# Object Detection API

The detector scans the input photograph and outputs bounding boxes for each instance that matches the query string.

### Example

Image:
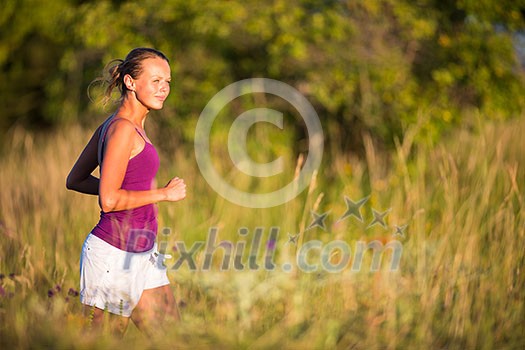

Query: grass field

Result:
[0,115,524,349]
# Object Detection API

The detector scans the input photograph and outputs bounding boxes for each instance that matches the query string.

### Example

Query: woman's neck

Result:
[115,98,149,129]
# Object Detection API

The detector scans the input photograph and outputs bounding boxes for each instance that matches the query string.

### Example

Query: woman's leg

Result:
[130,285,180,335]
[83,305,130,337]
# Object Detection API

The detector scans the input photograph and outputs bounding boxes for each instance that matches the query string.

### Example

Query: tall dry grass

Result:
[0,115,524,349]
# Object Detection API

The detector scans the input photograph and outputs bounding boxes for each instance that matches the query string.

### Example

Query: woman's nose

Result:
[160,82,169,93]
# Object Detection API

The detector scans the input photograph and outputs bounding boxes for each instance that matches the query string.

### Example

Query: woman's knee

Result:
[83,305,129,336]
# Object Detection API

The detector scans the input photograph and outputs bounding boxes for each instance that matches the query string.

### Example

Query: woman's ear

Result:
[123,74,135,92]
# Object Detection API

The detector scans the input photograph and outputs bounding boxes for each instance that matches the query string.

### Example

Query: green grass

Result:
[0,116,524,349]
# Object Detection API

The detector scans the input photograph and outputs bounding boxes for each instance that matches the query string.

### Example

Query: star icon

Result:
[286,233,299,245]
[393,224,408,238]
[307,211,329,231]
[367,208,391,229]
[337,196,369,223]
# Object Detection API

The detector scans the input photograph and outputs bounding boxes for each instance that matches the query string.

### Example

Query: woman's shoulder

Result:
[105,117,136,137]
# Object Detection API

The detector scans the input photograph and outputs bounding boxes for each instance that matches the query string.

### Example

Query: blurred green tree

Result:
[0,0,523,153]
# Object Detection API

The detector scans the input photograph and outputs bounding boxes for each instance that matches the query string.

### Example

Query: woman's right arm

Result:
[66,125,103,195]
[98,119,186,212]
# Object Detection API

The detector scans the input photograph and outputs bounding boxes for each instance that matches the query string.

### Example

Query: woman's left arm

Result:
[66,125,103,195]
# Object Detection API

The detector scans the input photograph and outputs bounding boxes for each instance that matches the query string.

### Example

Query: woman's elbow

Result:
[66,174,77,190]
[99,193,117,212]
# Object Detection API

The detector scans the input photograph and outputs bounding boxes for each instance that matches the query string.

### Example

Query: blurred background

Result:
[1,1,524,348]
[2,0,525,153]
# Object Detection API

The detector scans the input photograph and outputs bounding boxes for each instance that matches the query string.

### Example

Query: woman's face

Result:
[131,57,171,110]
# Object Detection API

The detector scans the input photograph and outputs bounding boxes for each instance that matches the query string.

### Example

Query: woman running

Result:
[66,47,186,335]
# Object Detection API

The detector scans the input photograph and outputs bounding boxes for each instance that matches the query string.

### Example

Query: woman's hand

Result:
[163,177,187,202]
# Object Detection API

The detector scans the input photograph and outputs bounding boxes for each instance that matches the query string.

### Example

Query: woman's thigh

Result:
[83,304,130,336]
[131,285,180,334]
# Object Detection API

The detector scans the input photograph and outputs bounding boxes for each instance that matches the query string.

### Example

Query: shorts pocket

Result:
[82,235,116,277]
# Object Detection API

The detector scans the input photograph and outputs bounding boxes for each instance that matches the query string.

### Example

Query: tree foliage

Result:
[1,0,524,151]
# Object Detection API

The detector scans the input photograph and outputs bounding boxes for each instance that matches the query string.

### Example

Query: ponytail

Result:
[102,59,124,106]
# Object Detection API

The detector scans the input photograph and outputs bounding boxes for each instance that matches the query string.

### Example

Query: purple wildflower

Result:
[68,288,79,297]
[266,239,276,250]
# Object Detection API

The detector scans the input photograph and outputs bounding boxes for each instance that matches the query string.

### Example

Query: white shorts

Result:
[79,233,170,317]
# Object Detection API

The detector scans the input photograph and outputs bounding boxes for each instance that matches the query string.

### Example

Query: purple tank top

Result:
[91,120,160,252]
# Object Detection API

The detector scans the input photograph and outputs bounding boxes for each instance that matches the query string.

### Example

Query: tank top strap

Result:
[98,116,153,165]
[134,128,149,144]
[98,114,117,165]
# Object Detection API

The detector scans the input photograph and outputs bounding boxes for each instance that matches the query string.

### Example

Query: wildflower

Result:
[8,273,15,280]
[68,288,79,297]
[0,285,6,297]
[266,239,276,250]
[48,289,55,298]
[55,285,61,292]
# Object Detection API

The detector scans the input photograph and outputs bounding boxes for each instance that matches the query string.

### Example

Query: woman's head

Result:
[95,48,170,107]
